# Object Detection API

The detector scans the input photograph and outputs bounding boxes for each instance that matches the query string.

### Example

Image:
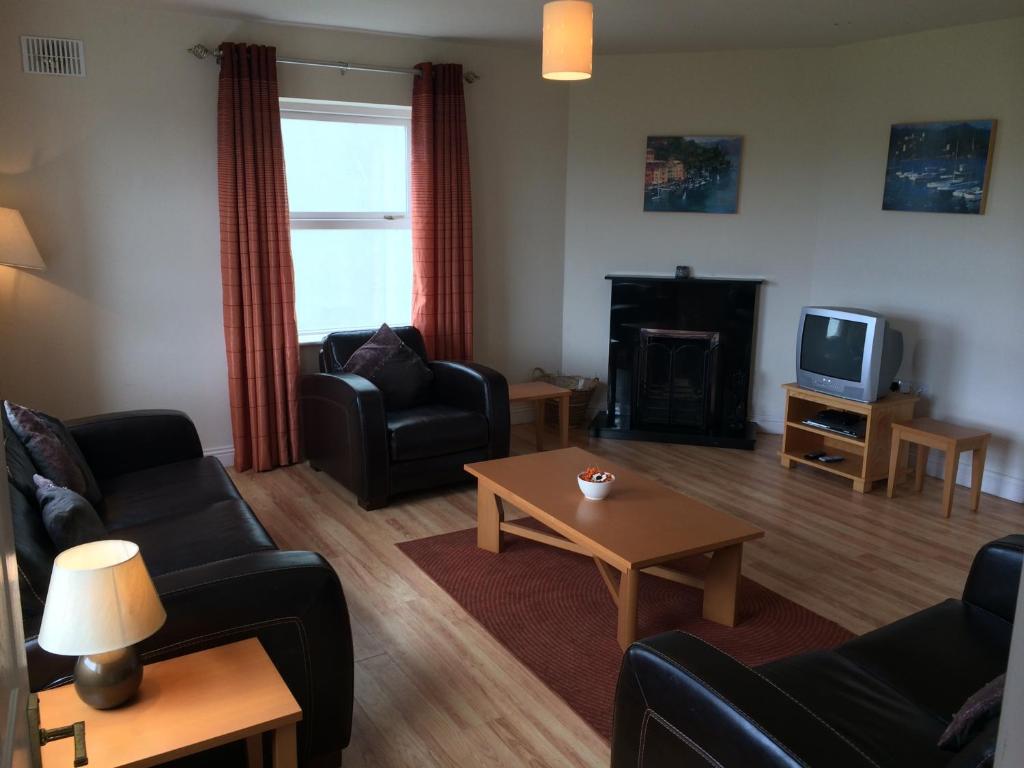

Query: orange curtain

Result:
[411,62,474,361]
[217,42,301,471]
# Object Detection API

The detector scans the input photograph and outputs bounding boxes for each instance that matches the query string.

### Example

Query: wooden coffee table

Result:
[465,447,765,648]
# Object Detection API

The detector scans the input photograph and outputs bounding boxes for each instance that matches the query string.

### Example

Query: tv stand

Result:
[780,383,918,492]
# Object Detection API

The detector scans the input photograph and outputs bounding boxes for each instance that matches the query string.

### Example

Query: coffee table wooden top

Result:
[508,381,571,402]
[465,447,764,571]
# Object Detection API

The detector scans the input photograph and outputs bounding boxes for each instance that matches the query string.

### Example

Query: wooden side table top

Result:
[508,381,571,402]
[892,417,991,445]
[38,638,301,768]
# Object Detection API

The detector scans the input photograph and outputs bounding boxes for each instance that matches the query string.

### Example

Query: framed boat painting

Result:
[643,135,742,213]
[882,119,996,214]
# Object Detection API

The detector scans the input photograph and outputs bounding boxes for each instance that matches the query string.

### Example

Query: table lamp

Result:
[38,540,166,709]
[0,207,46,269]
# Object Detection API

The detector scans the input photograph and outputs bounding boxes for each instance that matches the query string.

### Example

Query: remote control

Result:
[817,455,845,463]
[804,451,825,460]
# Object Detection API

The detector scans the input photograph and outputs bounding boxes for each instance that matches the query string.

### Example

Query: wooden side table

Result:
[886,417,991,518]
[508,381,572,451]
[38,638,301,768]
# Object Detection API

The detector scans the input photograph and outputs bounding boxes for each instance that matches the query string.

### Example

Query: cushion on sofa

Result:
[33,475,106,551]
[834,599,1012,724]
[758,650,951,768]
[98,456,245,530]
[386,405,488,462]
[4,401,102,505]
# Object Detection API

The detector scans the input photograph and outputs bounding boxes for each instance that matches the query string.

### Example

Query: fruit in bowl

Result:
[578,466,616,500]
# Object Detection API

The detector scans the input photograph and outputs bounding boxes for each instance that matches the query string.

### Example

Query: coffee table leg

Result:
[271,723,297,768]
[616,568,640,649]
[703,544,742,626]
[559,394,570,448]
[535,401,545,452]
[477,484,505,553]
[246,734,263,768]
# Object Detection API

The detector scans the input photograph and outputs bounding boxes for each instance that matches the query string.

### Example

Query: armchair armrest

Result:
[612,632,874,768]
[963,534,1024,623]
[26,551,353,767]
[299,372,389,508]
[429,361,510,459]
[67,410,203,483]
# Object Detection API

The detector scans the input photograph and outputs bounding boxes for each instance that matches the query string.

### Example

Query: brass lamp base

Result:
[74,646,143,709]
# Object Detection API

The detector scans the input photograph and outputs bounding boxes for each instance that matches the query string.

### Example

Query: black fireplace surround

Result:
[591,274,761,449]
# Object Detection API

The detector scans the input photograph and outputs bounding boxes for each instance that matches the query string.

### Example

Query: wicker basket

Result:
[531,368,600,429]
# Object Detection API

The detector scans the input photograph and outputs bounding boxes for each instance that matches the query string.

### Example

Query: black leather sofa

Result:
[5,409,353,768]
[299,326,510,509]
[612,535,1022,768]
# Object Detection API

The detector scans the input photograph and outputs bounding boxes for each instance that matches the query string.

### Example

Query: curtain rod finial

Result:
[463,71,480,84]
[187,43,220,61]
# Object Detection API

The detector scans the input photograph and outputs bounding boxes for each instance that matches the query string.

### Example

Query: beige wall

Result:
[561,19,1024,500]
[0,0,568,459]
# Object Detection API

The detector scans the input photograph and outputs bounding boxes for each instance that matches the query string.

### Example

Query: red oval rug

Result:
[398,519,853,740]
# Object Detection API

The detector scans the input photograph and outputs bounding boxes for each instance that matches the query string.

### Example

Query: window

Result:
[280,99,412,342]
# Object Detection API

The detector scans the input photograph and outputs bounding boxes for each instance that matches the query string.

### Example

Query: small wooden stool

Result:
[508,381,572,451]
[886,417,991,518]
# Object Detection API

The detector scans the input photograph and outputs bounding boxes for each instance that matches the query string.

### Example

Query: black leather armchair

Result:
[300,326,510,509]
[612,535,1023,768]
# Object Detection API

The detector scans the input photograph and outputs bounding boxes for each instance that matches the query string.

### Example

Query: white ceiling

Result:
[115,0,1024,53]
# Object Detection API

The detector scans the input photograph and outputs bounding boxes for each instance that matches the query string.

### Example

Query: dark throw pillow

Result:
[4,401,102,505]
[342,324,433,410]
[939,674,1005,752]
[33,475,106,551]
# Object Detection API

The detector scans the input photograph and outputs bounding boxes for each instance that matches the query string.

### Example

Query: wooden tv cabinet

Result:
[780,384,918,493]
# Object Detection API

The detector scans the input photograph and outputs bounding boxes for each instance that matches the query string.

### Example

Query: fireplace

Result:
[592,274,761,449]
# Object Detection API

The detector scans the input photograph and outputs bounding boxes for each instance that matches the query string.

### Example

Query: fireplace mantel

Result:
[593,274,761,449]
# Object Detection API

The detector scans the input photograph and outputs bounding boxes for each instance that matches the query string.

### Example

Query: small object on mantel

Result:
[675,265,692,279]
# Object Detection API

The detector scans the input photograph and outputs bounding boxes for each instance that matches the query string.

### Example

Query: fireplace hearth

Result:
[592,274,761,449]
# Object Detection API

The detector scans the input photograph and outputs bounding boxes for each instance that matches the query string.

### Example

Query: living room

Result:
[1,0,1022,766]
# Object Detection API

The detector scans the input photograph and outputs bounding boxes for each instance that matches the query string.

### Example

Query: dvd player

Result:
[801,409,867,439]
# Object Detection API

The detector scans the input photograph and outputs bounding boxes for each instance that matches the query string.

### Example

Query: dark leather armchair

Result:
[300,326,510,509]
[612,535,1022,768]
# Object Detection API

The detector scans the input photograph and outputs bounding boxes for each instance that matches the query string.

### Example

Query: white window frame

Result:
[279,98,412,231]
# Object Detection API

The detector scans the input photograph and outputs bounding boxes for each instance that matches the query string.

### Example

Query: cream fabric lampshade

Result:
[38,540,166,656]
[542,1,593,81]
[0,207,45,270]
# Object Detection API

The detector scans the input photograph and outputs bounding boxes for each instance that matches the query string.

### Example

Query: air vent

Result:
[21,36,85,77]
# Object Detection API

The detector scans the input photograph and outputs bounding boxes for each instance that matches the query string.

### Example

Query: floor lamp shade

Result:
[0,207,45,270]
[542,1,593,81]
[38,540,166,656]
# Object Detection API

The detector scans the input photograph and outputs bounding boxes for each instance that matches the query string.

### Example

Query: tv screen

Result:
[800,315,867,381]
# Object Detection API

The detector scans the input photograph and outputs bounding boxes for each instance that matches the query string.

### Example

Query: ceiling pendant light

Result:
[542,1,593,81]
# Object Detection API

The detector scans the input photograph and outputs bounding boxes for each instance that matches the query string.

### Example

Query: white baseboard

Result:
[204,444,235,468]
[511,402,534,425]
[924,451,1024,504]
[753,417,784,435]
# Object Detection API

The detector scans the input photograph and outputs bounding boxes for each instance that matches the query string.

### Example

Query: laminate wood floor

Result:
[229,426,1023,768]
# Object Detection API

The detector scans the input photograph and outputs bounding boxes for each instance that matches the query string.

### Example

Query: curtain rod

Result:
[186,44,480,83]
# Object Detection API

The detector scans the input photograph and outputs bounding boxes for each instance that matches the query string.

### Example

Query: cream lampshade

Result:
[39,540,166,709]
[0,207,45,270]
[542,0,594,81]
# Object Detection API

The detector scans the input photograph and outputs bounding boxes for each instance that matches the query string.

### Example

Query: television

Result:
[796,307,904,403]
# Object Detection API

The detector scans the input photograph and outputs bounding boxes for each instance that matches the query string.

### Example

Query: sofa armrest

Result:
[612,632,875,768]
[27,550,353,767]
[429,361,510,459]
[67,410,203,482]
[299,372,389,508]
[963,534,1024,623]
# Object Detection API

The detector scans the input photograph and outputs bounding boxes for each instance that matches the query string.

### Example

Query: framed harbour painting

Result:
[643,135,742,213]
[882,119,996,214]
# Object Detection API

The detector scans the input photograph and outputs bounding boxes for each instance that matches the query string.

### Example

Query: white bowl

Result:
[578,472,616,500]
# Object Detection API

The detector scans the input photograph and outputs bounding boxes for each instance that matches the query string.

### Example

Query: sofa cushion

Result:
[835,599,1012,724]
[386,405,488,462]
[758,650,950,768]
[98,456,244,530]
[4,401,102,505]
[33,475,106,551]
[114,499,276,577]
